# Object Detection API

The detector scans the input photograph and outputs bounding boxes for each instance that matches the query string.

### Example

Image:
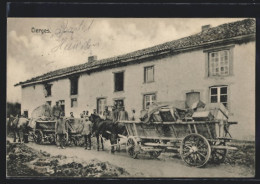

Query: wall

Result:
[21,41,255,140]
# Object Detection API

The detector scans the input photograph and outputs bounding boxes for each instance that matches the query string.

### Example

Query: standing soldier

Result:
[81,116,92,150]
[43,101,52,118]
[55,112,68,149]
[111,102,119,123]
[70,112,74,118]
[118,106,129,121]
[130,109,136,121]
[86,111,89,117]
[52,101,63,120]
[103,106,111,120]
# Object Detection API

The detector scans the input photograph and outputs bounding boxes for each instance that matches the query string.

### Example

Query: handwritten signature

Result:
[51,19,98,52]
[51,37,99,52]
[51,19,94,40]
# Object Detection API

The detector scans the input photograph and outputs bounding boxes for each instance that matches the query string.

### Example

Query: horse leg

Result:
[13,130,16,143]
[17,130,21,143]
[96,135,100,151]
[110,134,116,154]
[101,137,104,151]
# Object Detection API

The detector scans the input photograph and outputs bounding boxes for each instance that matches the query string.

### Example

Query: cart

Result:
[33,120,61,144]
[120,120,237,167]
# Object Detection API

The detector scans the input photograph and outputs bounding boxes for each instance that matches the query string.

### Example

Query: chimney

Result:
[88,55,97,63]
[201,24,211,32]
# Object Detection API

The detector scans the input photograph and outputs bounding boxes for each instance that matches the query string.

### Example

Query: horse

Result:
[89,114,126,153]
[7,116,30,143]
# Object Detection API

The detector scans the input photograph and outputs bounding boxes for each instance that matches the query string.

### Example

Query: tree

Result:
[7,102,21,117]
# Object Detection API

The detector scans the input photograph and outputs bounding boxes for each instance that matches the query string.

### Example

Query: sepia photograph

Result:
[6,17,255,178]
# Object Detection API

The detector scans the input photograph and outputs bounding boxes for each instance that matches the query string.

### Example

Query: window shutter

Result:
[229,48,234,76]
[205,53,209,77]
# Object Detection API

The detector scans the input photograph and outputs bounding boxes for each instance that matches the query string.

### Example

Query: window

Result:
[210,86,228,108]
[71,98,78,108]
[143,93,156,109]
[114,72,124,92]
[144,66,154,83]
[97,98,107,115]
[209,50,230,76]
[186,92,200,108]
[70,77,79,95]
[44,84,52,97]
[46,101,52,106]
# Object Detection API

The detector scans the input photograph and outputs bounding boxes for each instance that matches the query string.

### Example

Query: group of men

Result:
[52,101,93,150]
[103,102,137,122]
[51,100,137,150]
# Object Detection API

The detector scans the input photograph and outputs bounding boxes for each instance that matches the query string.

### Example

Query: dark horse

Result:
[89,114,126,153]
[7,116,30,143]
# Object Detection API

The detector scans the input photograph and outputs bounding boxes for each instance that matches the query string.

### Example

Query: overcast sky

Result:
[7,18,245,103]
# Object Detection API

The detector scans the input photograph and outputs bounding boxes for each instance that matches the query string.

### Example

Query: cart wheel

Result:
[34,130,43,144]
[72,137,79,146]
[211,141,227,164]
[180,133,211,168]
[64,132,69,146]
[149,151,161,158]
[49,134,56,145]
[126,137,139,159]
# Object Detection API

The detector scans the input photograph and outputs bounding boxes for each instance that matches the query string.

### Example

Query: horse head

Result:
[7,116,17,129]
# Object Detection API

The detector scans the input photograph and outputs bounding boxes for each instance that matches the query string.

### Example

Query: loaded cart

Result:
[120,120,237,167]
[33,118,84,145]
[33,120,63,144]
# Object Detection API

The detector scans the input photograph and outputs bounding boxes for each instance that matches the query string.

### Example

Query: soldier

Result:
[55,112,68,149]
[111,103,119,123]
[70,112,74,118]
[93,109,98,115]
[43,101,52,118]
[81,116,92,150]
[103,106,111,120]
[52,101,63,120]
[130,109,136,121]
[118,106,129,121]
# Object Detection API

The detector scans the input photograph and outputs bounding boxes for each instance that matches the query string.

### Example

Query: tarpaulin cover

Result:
[31,104,52,119]
[29,104,52,129]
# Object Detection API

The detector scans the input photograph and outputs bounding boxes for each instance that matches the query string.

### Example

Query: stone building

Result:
[15,19,255,140]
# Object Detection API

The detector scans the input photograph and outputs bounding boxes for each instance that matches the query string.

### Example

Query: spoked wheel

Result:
[149,151,161,159]
[211,141,227,164]
[34,130,43,144]
[126,137,139,159]
[180,134,211,168]
[48,134,56,145]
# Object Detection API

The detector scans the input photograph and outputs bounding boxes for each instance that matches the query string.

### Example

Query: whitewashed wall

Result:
[21,41,255,140]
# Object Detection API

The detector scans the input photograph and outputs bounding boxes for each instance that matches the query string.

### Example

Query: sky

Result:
[7,18,245,103]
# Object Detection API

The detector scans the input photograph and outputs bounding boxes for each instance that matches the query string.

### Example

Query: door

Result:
[97,98,107,116]
[59,100,65,115]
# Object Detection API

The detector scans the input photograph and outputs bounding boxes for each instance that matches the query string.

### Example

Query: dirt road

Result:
[22,140,253,178]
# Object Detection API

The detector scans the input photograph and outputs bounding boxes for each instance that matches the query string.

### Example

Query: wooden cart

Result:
[33,118,85,146]
[120,120,237,167]
[33,120,59,144]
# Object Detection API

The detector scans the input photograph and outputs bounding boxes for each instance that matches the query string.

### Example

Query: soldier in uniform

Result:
[81,116,93,150]
[111,102,119,123]
[52,101,63,120]
[118,106,129,121]
[55,112,68,149]
[103,106,111,120]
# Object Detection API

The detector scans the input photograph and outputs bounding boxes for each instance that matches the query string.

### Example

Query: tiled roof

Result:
[15,18,255,86]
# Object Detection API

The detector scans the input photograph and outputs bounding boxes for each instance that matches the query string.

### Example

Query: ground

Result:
[6,137,255,178]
